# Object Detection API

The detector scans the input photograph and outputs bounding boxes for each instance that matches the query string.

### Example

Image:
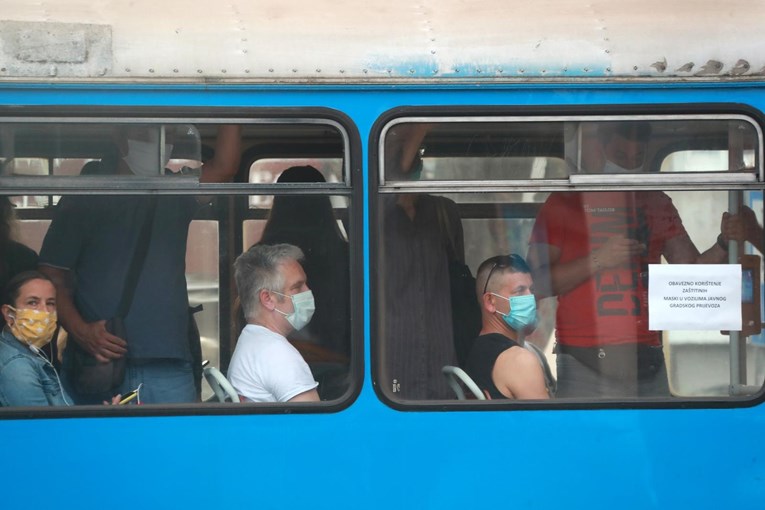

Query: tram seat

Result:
[524,342,557,397]
[203,366,240,403]
[442,365,485,400]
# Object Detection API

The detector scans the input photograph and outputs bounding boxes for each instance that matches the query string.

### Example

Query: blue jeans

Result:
[555,352,670,399]
[62,352,196,404]
[117,359,196,404]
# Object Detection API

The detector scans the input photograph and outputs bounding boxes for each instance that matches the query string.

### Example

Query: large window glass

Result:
[375,115,764,406]
[0,115,357,415]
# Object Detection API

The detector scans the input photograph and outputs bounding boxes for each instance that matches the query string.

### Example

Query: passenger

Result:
[381,123,467,400]
[38,124,241,404]
[465,255,550,400]
[256,165,350,399]
[227,243,320,403]
[0,271,69,405]
[526,121,748,398]
[0,197,38,292]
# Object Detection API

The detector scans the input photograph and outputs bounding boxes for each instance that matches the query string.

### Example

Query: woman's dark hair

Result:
[261,165,345,241]
[255,165,351,361]
[3,270,53,307]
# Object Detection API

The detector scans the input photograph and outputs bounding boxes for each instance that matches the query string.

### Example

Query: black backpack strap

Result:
[115,197,157,318]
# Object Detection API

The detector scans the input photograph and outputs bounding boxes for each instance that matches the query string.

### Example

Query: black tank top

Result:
[465,333,520,399]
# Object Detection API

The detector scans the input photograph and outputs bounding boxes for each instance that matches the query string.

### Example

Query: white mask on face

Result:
[272,290,315,331]
[123,139,174,176]
[603,159,642,174]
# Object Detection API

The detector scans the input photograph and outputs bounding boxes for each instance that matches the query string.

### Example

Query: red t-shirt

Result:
[529,191,687,347]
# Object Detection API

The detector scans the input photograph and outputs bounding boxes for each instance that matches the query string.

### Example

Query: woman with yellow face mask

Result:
[0,271,70,406]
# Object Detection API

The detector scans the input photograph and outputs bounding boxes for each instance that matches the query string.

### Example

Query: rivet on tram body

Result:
[173,68,178,73]
[149,68,155,73]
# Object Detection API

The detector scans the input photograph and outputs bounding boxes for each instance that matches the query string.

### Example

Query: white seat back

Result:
[204,366,240,403]
[442,365,485,400]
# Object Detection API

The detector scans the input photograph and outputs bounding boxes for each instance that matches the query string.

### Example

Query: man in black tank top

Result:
[465,254,550,400]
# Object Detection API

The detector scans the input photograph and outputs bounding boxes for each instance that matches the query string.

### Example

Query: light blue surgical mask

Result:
[491,293,538,332]
[272,289,315,331]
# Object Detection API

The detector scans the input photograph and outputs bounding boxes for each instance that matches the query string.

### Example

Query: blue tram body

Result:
[0,80,761,508]
[1,1,765,508]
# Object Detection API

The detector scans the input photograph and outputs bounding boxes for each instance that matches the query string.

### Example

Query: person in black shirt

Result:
[465,254,549,400]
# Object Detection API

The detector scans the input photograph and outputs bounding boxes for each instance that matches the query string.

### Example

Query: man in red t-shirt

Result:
[526,122,745,398]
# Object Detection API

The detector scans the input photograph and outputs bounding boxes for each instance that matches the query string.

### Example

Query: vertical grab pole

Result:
[729,122,746,393]
[729,192,746,393]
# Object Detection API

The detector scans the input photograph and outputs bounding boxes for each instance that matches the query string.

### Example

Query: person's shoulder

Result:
[495,342,537,370]
[477,332,518,347]
[543,191,577,206]
[6,240,38,267]
[643,191,676,207]
[466,333,515,361]
[237,324,275,345]
[0,342,36,377]
[239,325,294,354]
[428,194,458,211]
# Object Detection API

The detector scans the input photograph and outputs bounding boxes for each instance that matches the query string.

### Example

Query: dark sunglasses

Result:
[482,254,527,295]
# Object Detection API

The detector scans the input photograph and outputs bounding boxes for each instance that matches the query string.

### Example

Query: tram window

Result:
[375,115,764,407]
[662,150,757,172]
[380,118,760,184]
[0,117,357,415]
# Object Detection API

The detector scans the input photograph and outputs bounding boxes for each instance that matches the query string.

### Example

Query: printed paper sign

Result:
[648,264,742,331]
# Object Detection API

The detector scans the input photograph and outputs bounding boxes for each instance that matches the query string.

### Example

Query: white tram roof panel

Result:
[1,0,764,81]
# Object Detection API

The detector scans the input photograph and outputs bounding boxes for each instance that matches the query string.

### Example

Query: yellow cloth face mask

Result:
[7,307,58,349]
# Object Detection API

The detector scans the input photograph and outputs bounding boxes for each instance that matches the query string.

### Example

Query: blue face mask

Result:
[491,293,538,332]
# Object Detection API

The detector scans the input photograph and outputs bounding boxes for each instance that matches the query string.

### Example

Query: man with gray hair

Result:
[227,243,319,402]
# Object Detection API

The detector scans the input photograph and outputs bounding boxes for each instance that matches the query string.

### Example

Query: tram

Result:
[1,1,764,508]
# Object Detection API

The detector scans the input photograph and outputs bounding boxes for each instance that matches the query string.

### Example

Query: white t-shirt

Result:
[227,324,318,402]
